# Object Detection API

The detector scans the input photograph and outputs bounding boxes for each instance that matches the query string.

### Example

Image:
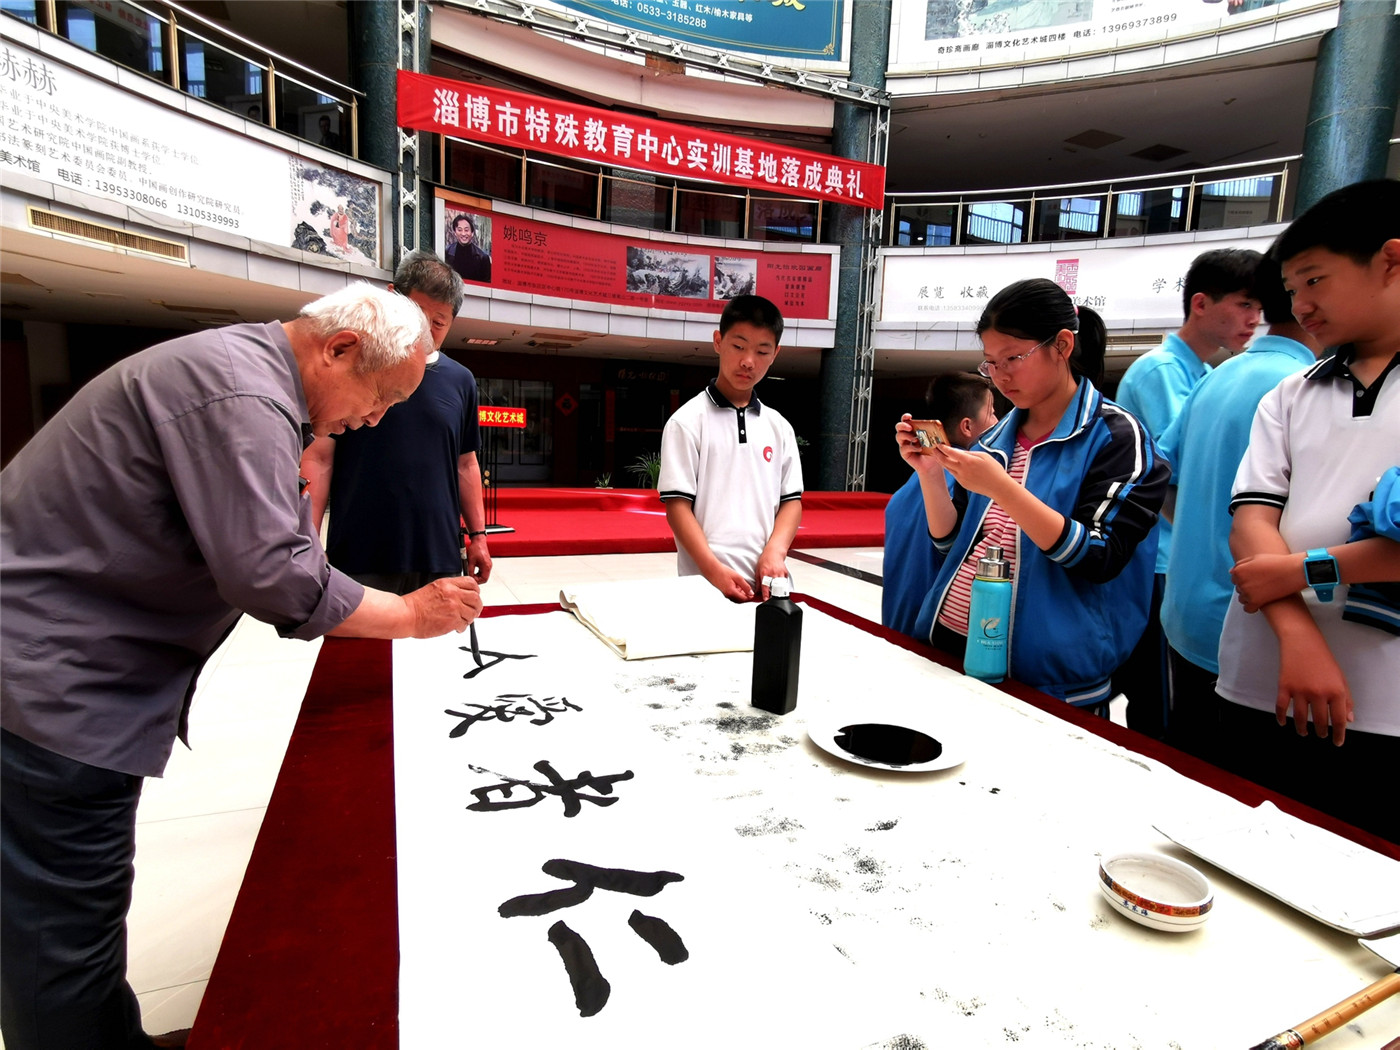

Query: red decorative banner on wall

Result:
[438,191,834,320]
[478,406,527,428]
[400,70,884,210]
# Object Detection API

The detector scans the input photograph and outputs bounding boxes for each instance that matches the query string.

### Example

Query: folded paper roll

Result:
[560,576,757,660]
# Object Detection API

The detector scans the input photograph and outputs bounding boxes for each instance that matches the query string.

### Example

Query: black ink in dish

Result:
[833,723,942,766]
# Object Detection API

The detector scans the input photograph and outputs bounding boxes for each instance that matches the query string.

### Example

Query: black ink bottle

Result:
[751,577,802,715]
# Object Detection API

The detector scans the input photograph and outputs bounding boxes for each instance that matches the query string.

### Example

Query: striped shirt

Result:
[938,435,1033,635]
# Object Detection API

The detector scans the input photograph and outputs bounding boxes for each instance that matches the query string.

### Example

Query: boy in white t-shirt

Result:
[658,295,803,602]
[1216,179,1400,842]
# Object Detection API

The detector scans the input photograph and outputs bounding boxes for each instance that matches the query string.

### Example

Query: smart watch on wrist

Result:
[1302,547,1341,603]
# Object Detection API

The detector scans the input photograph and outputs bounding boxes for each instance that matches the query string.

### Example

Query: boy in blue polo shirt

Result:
[1216,179,1400,841]
[1113,248,1262,739]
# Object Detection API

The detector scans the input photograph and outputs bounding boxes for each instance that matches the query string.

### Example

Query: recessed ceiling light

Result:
[465,338,498,345]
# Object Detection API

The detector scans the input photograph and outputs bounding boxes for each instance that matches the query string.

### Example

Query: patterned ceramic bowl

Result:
[1098,851,1213,933]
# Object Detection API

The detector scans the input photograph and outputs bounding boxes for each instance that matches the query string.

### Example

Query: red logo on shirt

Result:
[763,446,774,462]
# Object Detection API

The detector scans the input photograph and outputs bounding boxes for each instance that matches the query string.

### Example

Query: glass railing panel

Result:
[675,186,745,238]
[1194,174,1278,231]
[892,203,957,246]
[178,30,265,122]
[1033,195,1106,242]
[526,157,598,218]
[964,199,1026,245]
[1109,185,1186,237]
[601,172,670,231]
[2,1,40,25]
[444,139,523,204]
[275,75,349,153]
[750,195,817,242]
[56,0,166,81]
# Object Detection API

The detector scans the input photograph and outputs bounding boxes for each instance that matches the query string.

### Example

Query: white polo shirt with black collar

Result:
[1217,347,1400,736]
[658,380,803,583]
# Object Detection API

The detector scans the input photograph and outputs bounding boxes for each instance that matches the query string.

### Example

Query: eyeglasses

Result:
[978,336,1054,378]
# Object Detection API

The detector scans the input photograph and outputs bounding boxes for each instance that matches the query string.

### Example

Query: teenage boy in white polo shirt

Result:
[659,295,803,602]
[1216,178,1400,842]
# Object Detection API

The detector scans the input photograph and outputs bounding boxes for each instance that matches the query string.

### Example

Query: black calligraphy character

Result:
[445,694,581,737]
[499,859,688,1017]
[459,644,537,679]
[466,761,634,818]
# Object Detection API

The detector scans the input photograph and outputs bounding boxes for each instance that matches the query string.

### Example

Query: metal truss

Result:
[399,0,421,260]
[436,0,891,107]
[844,104,888,491]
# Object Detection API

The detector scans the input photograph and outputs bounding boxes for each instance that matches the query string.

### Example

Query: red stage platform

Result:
[481,488,889,557]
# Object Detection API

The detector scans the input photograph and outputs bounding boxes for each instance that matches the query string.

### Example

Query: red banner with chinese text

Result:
[399,70,883,209]
[439,191,833,320]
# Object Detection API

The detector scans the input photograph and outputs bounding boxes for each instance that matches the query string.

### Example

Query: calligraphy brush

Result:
[460,525,482,667]
[1247,970,1400,1049]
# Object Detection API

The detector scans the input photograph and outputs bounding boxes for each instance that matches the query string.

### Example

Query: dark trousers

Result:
[1216,699,1400,844]
[1,730,154,1050]
[350,570,456,596]
[1165,645,1221,765]
[1112,573,1168,740]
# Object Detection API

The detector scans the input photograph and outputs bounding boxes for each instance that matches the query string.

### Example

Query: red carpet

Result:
[482,488,888,557]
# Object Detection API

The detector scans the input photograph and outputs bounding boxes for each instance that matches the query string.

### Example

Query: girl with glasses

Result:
[894,278,1168,710]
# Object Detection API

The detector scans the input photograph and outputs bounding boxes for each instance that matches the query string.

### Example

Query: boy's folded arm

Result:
[1230,531,1400,611]
[1228,503,1292,561]
[1262,599,1354,744]
[1227,504,1354,742]
[1335,535,1400,584]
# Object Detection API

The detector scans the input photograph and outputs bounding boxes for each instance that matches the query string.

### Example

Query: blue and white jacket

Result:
[1344,465,1400,636]
[913,378,1168,706]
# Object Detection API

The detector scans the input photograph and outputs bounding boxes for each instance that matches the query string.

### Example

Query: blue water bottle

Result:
[964,545,1011,683]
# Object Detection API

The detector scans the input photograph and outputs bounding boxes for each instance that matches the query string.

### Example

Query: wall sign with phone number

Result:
[479,407,527,428]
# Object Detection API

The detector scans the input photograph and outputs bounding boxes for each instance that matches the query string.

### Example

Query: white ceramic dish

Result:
[1098,851,1213,933]
[806,712,965,773]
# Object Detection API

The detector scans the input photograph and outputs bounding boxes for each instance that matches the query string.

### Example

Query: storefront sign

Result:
[0,39,382,264]
[480,406,528,428]
[880,231,1281,327]
[890,0,1316,74]
[438,191,836,320]
[401,71,883,210]
[549,0,845,59]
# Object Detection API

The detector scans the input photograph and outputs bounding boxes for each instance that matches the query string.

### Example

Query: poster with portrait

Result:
[433,190,835,318]
[443,204,495,286]
[301,103,347,153]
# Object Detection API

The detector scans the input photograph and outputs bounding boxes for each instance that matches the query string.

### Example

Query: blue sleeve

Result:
[1117,358,1194,443]
[1156,392,1191,483]
[1348,466,1400,541]
[1043,406,1169,584]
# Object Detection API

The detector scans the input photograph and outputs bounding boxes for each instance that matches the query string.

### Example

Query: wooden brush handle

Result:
[1249,971,1400,1050]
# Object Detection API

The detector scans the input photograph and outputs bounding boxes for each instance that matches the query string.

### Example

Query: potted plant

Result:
[627,451,662,490]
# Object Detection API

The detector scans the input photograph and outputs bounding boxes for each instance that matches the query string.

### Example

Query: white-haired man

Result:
[0,283,482,1050]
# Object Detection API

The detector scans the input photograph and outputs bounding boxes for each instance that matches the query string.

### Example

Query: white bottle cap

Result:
[768,577,792,598]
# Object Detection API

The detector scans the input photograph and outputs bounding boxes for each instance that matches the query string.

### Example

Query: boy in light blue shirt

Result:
[1111,248,1262,738]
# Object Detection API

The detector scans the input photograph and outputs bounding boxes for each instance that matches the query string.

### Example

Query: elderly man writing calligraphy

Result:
[0,283,482,1049]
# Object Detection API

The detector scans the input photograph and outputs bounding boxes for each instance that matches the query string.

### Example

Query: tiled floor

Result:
[125,547,889,1036]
